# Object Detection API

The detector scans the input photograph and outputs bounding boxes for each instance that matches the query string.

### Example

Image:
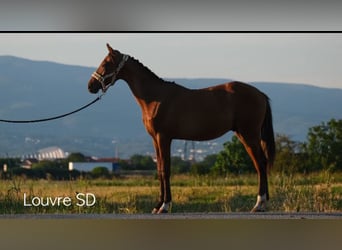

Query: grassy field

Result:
[0,172,341,214]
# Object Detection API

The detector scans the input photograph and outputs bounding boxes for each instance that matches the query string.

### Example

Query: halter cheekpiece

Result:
[91,54,129,93]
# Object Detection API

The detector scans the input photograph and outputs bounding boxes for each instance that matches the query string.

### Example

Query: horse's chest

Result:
[142,116,155,134]
[141,102,161,135]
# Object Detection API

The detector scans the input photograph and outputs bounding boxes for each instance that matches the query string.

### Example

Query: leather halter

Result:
[91,54,129,93]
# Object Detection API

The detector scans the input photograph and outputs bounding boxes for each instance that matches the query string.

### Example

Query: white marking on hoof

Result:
[151,208,159,214]
[157,202,172,214]
[251,194,267,212]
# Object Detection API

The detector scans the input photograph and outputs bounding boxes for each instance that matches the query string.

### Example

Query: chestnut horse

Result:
[88,44,275,213]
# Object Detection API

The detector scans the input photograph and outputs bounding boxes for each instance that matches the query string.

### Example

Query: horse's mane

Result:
[130,56,175,85]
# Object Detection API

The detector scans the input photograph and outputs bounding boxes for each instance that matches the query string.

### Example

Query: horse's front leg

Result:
[151,173,165,213]
[151,135,172,214]
[151,138,163,214]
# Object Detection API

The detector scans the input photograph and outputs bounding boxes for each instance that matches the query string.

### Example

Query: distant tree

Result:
[130,154,155,170]
[0,158,21,170]
[31,160,69,180]
[171,156,191,174]
[31,160,63,169]
[303,118,342,172]
[212,136,253,176]
[10,167,37,179]
[191,154,217,176]
[67,152,86,162]
[274,134,305,173]
[117,159,131,170]
[91,166,110,178]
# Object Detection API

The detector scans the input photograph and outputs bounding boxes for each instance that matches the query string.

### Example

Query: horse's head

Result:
[88,43,129,94]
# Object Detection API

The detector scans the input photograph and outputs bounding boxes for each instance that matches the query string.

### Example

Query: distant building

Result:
[37,147,66,160]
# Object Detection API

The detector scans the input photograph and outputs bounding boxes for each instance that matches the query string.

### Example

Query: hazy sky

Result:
[1,33,341,89]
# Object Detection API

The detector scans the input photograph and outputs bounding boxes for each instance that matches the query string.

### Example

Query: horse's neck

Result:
[121,59,166,102]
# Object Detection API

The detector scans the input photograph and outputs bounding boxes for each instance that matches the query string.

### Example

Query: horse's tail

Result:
[261,96,276,172]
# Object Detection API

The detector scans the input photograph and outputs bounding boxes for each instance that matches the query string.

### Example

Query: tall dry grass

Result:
[0,172,341,214]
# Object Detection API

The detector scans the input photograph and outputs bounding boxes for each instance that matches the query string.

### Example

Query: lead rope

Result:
[0,93,104,123]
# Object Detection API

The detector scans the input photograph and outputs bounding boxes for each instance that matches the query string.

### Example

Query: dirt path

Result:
[1,212,341,219]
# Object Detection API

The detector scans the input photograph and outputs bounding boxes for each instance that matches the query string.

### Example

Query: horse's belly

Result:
[173,115,233,141]
[154,94,234,140]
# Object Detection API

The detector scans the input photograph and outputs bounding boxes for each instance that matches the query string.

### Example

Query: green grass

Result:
[0,172,341,214]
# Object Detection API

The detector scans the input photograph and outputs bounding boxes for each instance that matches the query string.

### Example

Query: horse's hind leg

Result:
[235,131,269,212]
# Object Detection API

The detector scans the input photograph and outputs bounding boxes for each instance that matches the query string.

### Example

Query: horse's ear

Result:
[106,43,114,54]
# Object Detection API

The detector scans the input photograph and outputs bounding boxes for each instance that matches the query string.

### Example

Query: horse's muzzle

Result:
[88,81,100,94]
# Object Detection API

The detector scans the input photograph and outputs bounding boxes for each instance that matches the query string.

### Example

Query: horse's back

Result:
[202,81,267,108]
[207,81,263,96]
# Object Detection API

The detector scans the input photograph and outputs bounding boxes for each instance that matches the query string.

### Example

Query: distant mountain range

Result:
[0,56,341,158]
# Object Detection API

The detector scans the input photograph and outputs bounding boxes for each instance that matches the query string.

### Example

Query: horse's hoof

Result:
[250,206,266,213]
[151,208,159,214]
[157,209,169,214]
[251,194,267,212]
[151,208,169,214]
[151,202,171,214]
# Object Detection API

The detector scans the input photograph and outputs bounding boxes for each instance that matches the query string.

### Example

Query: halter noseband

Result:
[91,54,129,93]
